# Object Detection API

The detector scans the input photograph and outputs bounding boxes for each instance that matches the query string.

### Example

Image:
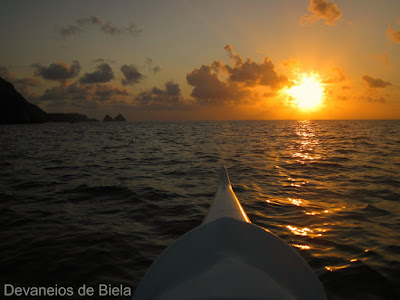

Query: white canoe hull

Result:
[133,167,327,300]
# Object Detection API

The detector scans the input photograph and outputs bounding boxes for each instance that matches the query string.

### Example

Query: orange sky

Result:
[1,0,399,120]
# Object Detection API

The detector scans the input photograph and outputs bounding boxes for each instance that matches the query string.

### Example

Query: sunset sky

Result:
[1,0,399,120]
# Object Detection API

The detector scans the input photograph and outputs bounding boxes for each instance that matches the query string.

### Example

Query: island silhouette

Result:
[103,114,127,122]
[0,77,126,124]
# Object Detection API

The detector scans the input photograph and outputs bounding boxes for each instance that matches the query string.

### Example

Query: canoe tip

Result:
[219,166,231,188]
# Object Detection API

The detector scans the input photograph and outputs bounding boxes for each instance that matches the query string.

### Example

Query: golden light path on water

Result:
[263,120,367,272]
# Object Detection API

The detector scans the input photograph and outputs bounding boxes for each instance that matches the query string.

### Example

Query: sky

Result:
[1,0,399,120]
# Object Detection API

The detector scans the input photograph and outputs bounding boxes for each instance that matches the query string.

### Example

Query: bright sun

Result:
[286,73,325,111]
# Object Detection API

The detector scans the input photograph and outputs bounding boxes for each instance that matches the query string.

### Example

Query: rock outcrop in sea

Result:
[103,115,114,122]
[102,114,127,122]
[0,77,48,124]
[114,114,127,122]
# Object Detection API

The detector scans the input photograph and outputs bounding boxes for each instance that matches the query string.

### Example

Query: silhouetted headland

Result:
[0,77,48,124]
[0,77,98,124]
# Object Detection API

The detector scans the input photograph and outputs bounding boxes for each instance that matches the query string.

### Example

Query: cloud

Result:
[0,67,40,87]
[186,65,245,104]
[101,22,141,36]
[386,22,400,44]
[120,65,144,85]
[76,16,101,26]
[186,45,287,105]
[92,84,128,101]
[93,58,116,64]
[366,96,386,103]
[371,53,390,66]
[224,44,243,67]
[300,0,342,26]
[224,45,288,89]
[144,57,161,74]
[38,80,128,103]
[58,16,142,39]
[229,57,289,89]
[79,63,114,84]
[0,66,41,99]
[135,81,186,108]
[361,75,391,88]
[59,25,81,39]
[32,61,81,81]
[39,83,86,101]
[323,67,346,84]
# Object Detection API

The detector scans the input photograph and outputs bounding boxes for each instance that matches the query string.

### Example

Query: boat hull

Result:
[133,167,327,299]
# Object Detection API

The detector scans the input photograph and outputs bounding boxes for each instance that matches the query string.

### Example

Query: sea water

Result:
[1,120,399,299]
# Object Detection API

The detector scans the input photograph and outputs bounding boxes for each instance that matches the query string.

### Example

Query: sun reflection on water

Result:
[292,244,311,250]
[291,121,322,163]
[286,225,327,237]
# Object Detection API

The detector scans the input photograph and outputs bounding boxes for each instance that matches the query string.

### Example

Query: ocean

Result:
[1,120,399,299]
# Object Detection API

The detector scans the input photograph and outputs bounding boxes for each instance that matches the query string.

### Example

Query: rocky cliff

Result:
[0,77,48,124]
[0,77,98,124]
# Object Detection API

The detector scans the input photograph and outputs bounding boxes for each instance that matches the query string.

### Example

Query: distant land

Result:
[0,77,101,124]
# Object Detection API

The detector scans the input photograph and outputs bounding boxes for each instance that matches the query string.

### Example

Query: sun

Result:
[286,73,325,111]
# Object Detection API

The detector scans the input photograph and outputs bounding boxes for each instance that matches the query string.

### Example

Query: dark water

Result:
[1,120,399,299]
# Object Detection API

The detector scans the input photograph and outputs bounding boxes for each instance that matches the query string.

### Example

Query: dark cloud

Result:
[59,25,81,39]
[120,65,144,85]
[58,16,142,39]
[367,96,386,103]
[165,81,180,97]
[144,57,161,74]
[38,83,100,112]
[301,0,342,26]
[136,81,185,108]
[101,22,141,36]
[229,57,289,89]
[386,22,400,44]
[77,16,101,26]
[79,63,114,84]
[0,66,41,100]
[40,83,86,101]
[224,45,243,67]
[93,58,116,64]
[39,82,128,104]
[362,75,391,88]
[92,84,128,101]
[186,65,247,104]
[32,61,81,81]
[1,66,40,87]
[186,45,287,105]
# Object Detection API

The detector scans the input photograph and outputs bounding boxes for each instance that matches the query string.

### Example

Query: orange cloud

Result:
[361,75,391,88]
[0,66,41,100]
[300,0,342,26]
[386,22,400,44]
[186,46,288,105]
[323,67,346,84]
[371,53,390,66]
